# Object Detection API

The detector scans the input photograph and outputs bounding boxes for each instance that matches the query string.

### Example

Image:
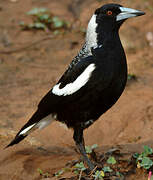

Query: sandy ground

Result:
[0,0,153,179]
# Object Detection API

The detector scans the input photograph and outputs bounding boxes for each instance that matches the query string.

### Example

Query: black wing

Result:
[6,47,121,147]
[38,48,115,112]
[38,55,96,110]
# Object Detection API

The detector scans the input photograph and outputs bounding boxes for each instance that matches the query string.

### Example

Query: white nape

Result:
[86,14,98,53]
[19,123,36,135]
[52,63,96,96]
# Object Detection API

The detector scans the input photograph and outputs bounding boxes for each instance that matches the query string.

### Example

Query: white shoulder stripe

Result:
[52,63,96,96]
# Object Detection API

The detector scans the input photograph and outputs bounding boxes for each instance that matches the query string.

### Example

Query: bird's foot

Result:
[84,163,103,175]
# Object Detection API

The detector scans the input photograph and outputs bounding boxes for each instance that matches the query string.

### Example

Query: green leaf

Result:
[85,144,98,154]
[133,152,140,159]
[107,156,117,165]
[74,162,86,171]
[27,7,48,15]
[116,171,124,178]
[32,22,46,29]
[137,154,143,161]
[55,168,71,177]
[37,168,49,178]
[37,168,43,175]
[19,21,25,26]
[140,157,153,169]
[55,169,64,177]
[102,166,113,173]
[92,170,104,179]
[74,170,79,174]
[73,161,86,174]
[52,16,64,28]
[85,146,92,154]
[127,73,136,80]
[53,30,60,35]
[143,145,153,156]
[38,14,50,21]
[91,144,98,149]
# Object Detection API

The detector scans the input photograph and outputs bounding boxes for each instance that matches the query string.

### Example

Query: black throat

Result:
[95,17,121,46]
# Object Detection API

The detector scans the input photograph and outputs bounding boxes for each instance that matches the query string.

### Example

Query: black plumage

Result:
[6,4,145,170]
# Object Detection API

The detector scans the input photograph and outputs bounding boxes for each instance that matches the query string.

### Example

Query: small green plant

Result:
[73,162,86,174]
[55,168,71,177]
[133,145,153,169]
[116,171,124,178]
[55,169,65,177]
[102,166,113,173]
[128,73,136,81]
[52,16,65,29]
[85,144,98,154]
[107,156,117,165]
[37,168,50,178]
[20,7,69,31]
[92,170,104,179]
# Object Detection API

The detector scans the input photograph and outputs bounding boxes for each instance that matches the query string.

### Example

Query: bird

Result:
[6,3,145,170]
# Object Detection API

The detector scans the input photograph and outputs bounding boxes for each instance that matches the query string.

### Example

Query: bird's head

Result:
[86,3,145,49]
[95,4,145,27]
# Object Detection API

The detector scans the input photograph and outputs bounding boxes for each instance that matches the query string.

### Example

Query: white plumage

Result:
[52,63,96,96]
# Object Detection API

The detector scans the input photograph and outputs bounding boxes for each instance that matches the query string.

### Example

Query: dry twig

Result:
[0,35,54,54]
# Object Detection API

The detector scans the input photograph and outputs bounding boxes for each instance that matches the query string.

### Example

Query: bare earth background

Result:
[0,0,153,179]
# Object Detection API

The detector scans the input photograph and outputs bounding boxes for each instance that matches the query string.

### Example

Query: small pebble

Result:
[146,32,153,47]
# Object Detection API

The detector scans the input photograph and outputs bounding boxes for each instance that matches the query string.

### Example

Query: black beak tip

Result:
[138,11,145,16]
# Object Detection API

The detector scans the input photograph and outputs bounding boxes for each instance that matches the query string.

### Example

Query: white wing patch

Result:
[19,124,36,135]
[52,63,96,96]
[19,115,54,136]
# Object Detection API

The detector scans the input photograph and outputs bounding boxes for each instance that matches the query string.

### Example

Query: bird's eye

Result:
[106,10,113,16]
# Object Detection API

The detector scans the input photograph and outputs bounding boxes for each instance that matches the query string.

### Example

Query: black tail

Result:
[5,135,27,149]
[5,108,50,148]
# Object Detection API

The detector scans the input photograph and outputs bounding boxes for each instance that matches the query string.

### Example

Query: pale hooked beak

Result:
[116,7,145,21]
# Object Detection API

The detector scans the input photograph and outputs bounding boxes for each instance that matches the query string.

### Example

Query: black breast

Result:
[56,42,127,129]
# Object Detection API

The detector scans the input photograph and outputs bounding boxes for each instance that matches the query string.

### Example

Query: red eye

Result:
[107,10,113,16]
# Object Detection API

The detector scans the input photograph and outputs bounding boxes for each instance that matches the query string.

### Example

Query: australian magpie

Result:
[6,4,145,170]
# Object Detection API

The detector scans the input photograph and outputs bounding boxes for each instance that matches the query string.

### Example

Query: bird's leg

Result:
[73,128,95,171]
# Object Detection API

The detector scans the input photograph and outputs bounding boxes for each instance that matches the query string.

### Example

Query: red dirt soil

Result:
[0,0,153,179]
